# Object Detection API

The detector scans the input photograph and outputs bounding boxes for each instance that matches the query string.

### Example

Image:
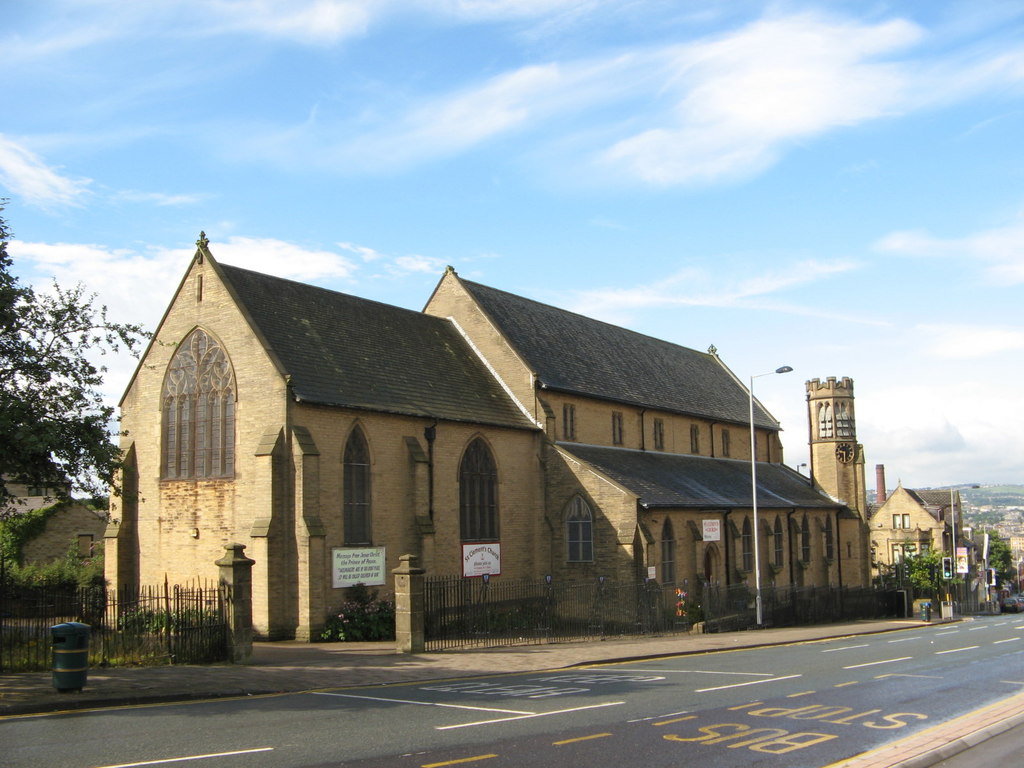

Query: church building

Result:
[105,235,871,639]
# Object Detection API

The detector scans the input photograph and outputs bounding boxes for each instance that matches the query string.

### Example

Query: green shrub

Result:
[5,540,105,589]
[320,583,395,641]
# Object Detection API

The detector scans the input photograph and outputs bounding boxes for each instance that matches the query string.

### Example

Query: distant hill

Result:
[961,485,1024,507]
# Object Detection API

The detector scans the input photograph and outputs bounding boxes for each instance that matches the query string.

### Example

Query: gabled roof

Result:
[562,444,842,510]
[216,263,534,430]
[458,278,779,429]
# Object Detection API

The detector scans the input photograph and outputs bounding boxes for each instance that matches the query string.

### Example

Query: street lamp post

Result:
[749,365,793,627]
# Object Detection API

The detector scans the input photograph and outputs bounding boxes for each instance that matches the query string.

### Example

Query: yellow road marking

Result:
[422,755,498,767]
[654,715,698,726]
[553,733,612,745]
[834,681,859,687]
[787,691,816,698]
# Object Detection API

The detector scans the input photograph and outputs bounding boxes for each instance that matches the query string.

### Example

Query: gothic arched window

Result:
[344,427,371,545]
[661,518,676,584]
[801,514,812,562]
[818,403,833,439]
[773,516,784,567]
[459,438,498,541]
[566,496,593,562]
[162,329,235,479]
[741,516,754,572]
[824,515,835,561]
[835,402,854,438]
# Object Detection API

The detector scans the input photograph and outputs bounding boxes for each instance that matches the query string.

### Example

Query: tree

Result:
[986,533,1014,590]
[905,550,943,597]
[0,202,149,516]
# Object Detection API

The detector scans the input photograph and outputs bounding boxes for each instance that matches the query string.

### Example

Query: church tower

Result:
[806,376,867,515]
[807,377,871,586]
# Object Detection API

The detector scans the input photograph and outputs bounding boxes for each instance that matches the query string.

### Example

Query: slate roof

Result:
[459,278,780,429]
[561,443,843,510]
[217,263,534,430]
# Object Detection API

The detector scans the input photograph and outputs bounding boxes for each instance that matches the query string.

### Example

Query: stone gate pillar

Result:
[393,554,426,654]
[216,543,256,663]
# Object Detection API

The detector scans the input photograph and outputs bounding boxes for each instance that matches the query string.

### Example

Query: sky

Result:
[2,0,1023,491]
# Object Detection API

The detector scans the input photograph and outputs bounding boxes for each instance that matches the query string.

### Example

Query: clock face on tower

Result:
[835,442,855,463]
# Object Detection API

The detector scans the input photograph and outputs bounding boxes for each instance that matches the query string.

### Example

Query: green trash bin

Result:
[52,622,90,692]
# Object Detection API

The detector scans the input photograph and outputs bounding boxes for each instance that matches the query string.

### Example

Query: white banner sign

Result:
[702,519,721,542]
[332,547,386,588]
[956,546,968,575]
[462,543,501,577]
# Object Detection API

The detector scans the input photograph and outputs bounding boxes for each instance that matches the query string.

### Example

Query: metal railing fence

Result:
[0,580,229,672]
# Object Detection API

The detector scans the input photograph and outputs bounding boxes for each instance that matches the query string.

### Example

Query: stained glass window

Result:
[162,329,235,479]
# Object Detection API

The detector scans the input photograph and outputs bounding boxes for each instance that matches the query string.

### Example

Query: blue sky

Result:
[3,0,1022,490]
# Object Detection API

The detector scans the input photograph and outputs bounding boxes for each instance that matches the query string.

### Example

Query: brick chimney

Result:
[876,465,887,504]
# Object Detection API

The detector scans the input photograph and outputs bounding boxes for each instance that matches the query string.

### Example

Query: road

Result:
[4,615,1023,768]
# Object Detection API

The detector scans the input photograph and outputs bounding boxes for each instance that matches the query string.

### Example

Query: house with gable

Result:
[106,235,871,640]
[868,465,970,577]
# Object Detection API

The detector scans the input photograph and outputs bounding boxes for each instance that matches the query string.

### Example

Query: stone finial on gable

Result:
[195,231,210,264]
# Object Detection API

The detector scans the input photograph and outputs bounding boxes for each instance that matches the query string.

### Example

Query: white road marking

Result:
[935,646,979,655]
[311,691,531,715]
[822,644,869,652]
[843,656,913,670]
[887,636,922,643]
[96,748,274,768]
[622,668,773,677]
[694,674,802,693]
[994,638,1022,645]
[437,701,625,730]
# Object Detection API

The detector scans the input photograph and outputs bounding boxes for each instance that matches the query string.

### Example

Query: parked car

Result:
[1000,596,1023,613]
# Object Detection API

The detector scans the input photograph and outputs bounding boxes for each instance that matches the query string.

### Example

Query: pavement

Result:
[3,617,1024,767]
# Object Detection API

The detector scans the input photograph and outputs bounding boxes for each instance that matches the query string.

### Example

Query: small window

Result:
[721,429,731,458]
[653,419,665,451]
[690,424,700,454]
[661,519,676,584]
[611,411,624,445]
[801,514,811,562]
[824,516,834,560]
[562,404,576,441]
[566,496,593,562]
[77,534,94,558]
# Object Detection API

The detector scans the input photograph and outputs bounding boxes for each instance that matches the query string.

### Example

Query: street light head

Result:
[775,366,793,374]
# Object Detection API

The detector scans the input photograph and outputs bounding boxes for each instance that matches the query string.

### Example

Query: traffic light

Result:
[941,557,953,579]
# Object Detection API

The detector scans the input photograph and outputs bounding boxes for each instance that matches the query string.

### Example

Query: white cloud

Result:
[338,241,387,262]
[205,0,372,45]
[213,236,359,282]
[0,135,91,208]
[875,220,1024,284]
[390,254,448,275]
[601,14,919,184]
[114,190,208,206]
[917,323,1024,359]
[566,258,862,319]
